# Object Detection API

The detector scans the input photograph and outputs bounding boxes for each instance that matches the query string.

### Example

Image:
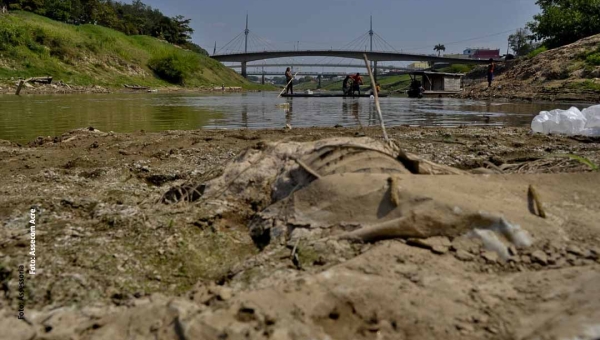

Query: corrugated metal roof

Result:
[409,71,465,76]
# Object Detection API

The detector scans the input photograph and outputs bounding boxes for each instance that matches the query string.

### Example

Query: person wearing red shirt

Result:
[350,73,363,96]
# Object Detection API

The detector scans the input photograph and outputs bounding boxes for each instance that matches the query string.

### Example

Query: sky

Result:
[142,0,541,70]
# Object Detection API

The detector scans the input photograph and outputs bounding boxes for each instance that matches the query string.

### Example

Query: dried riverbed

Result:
[1,126,599,339]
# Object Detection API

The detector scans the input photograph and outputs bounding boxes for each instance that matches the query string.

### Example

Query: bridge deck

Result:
[229,63,413,70]
[212,50,498,64]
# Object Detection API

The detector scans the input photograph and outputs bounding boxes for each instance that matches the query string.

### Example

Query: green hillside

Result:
[0,11,270,89]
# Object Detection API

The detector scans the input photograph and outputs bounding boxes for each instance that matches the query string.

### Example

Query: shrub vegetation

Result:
[0,11,270,89]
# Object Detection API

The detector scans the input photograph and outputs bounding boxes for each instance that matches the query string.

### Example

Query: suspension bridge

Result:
[211,15,499,80]
[229,63,412,71]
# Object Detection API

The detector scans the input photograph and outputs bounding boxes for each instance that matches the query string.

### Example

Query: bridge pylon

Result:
[369,15,373,52]
[241,62,247,78]
[244,14,249,53]
[241,14,250,78]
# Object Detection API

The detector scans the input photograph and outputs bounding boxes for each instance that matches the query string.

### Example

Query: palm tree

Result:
[434,44,446,56]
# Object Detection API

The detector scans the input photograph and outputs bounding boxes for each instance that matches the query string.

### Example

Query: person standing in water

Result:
[342,75,351,96]
[487,58,495,88]
[350,73,363,96]
[285,67,294,95]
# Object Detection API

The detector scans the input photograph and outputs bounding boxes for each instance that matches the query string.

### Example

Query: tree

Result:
[272,76,287,85]
[6,0,46,14]
[3,0,208,54]
[528,0,600,48]
[44,0,73,22]
[299,75,313,83]
[434,44,446,56]
[171,15,193,44]
[508,28,536,56]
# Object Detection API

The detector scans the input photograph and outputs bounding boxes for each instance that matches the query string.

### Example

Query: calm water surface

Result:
[0,92,589,143]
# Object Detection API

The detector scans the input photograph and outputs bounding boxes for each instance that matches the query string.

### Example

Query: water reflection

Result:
[342,101,349,123]
[285,99,293,126]
[241,103,248,128]
[367,102,377,126]
[0,93,225,142]
[0,92,591,143]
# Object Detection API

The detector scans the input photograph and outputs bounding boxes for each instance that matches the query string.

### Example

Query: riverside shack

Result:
[407,71,465,98]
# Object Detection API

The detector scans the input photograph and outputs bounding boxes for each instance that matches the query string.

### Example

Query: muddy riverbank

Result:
[0,81,253,95]
[1,126,599,339]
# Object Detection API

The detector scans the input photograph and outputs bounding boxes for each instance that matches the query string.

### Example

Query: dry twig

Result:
[528,184,546,218]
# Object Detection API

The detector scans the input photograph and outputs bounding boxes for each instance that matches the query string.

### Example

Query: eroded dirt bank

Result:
[1,126,599,340]
[459,34,600,103]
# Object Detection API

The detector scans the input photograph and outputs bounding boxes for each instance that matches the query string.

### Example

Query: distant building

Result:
[463,48,476,56]
[408,61,429,69]
[472,49,500,59]
[463,47,500,59]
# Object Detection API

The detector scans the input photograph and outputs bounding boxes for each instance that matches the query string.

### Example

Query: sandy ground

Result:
[1,126,599,339]
[459,77,600,103]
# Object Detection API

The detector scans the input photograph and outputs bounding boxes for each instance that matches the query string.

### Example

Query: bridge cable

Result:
[346,33,368,51]
[357,34,372,51]
[312,32,369,69]
[309,31,368,66]
[234,34,246,53]
[216,34,240,54]
[373,34,387,51]
[228,33,245,54]
[217,32,245,54]
[373,33,400,52]
[246,34,256,52]
[248,34,264,52]
[251,32,301,67]
[339,32,369,51]
[246,34,285,75]
[373,39,383,52]
[225,38,237,54]
[252,33,274,52]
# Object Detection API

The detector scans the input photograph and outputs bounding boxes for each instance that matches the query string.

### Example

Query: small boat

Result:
[281,93,389,98]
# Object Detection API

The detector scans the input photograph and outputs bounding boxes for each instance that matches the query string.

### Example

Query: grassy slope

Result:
[295,74,411,92]
[0,11,272,89]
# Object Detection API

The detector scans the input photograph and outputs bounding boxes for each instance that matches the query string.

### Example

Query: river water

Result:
[0,92,588,143]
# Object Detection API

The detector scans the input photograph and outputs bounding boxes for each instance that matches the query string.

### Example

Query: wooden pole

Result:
[363,54,388,141]
[15,80,25,96]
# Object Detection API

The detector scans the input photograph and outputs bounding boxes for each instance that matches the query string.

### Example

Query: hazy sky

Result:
[142,0,540,70]
[143,0,539,51]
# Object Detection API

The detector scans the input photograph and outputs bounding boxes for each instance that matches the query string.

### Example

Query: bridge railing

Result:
[212,49,494,62]
[230,64,416,70]
[212,49,434,57]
